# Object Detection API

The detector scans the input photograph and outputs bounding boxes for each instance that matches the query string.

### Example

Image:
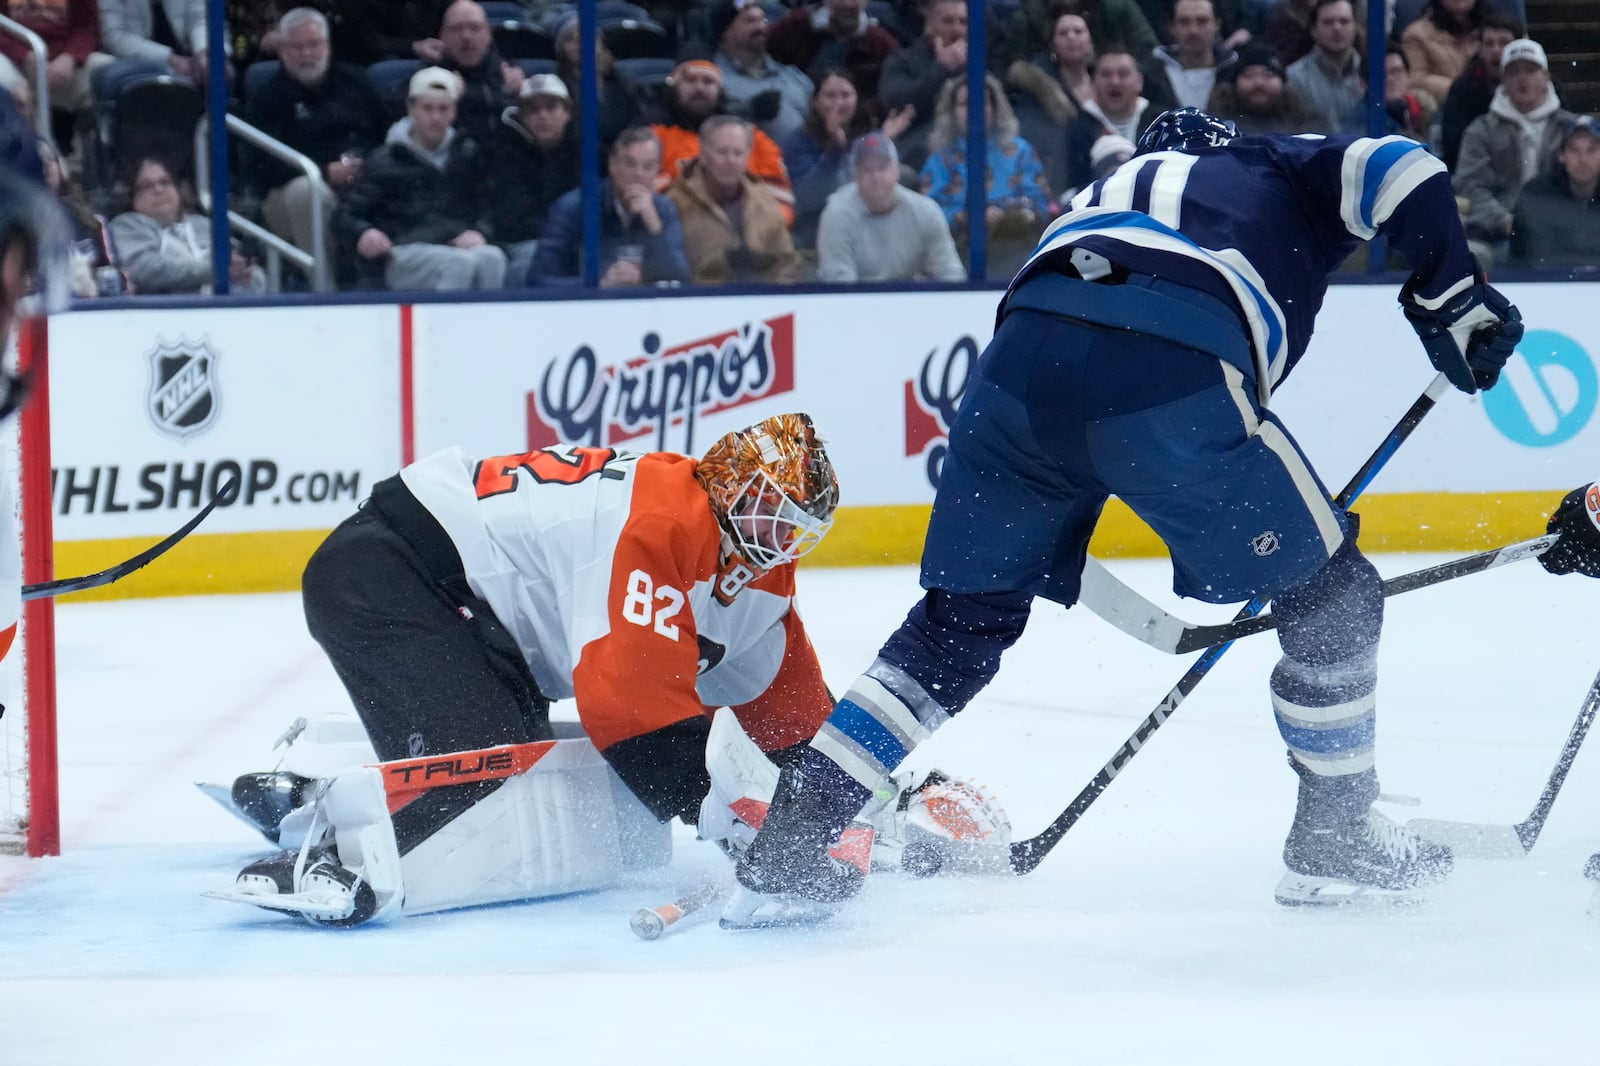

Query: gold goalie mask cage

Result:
[697,413,840,571]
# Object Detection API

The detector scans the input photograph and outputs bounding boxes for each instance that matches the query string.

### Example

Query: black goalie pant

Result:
[301,502,553,762]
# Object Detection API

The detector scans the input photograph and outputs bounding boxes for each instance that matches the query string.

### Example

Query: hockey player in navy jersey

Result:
[725,108,1528,925]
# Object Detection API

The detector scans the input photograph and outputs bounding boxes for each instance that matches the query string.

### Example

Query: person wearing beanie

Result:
[1285,0,1363,134]
[646,58,796,224]
[709,0,816,142]
[1207,38,1322,136]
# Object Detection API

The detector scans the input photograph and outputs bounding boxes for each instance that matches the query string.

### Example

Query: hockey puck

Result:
[900,839,947,878]
[630,907,667,940]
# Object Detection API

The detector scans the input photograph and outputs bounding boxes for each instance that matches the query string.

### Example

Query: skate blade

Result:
[718,886,839,930]
[204,883,356,922]
[194,781,280,845]
[1273,871,1427,908]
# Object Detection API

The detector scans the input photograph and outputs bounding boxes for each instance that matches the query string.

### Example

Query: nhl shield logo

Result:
[146,338,219,439]
[1250,531,1280,557]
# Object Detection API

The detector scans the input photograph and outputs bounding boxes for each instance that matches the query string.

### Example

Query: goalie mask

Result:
[696,413,840,578]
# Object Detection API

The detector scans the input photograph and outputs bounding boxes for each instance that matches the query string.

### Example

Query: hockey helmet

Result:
[1135,107,1238,156]
[696,412,839,572]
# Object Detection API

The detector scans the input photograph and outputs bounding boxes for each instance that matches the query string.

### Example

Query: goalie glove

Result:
[1539,483,1600,578]
[1399,279,1523,395]
[861,769,1013,876]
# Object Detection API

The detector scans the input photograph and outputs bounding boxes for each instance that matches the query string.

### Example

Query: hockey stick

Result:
[1081,533,1558,655]
[1008,372,1452,875]
[21,476,238,601]
[1405,664,1600,859]
[630,880,727,940]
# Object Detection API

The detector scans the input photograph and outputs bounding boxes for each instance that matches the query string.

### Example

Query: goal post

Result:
[0,316,58,856]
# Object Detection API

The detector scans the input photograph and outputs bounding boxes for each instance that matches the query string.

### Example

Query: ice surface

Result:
[2,555,1598,1065]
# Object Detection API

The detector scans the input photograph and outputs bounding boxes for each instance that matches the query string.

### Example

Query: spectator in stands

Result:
[1454,38,1573,272]
[1510,114,1600,270]
[97,0,208,81]
[1002,0,1156,73]
[1141,0,1237,114]
[244,8,386,257]
[1438,10,1519,169]
[436,0,522,144]
[1206,38,1319,134]
[766,0,901,100]
[647,59,794,221]
[334,66,505,290]
[110,155,265,294]
[1064,47,1154,194]
[531,126,690,287]
[1007,3,1095,196]
[816,130,965,281]
[488,73,580,287]
[1400,0,1483,103]
[781,68,914,248]
[0,0,107,146]
[920,74,1051,241]
[317,0,448,66]
[879,0,968,169]
[1383,44,1436,141]
[666,114,804,283]
[708,0,815,143]
[552,15,636,152]
[1284,0,1360,133]
[40,138,110,297]
[922,74,1053,279]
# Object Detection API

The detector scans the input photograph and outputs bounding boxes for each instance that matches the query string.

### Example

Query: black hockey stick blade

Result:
[1408,664,1600,859]
[22,476,239,601]
[1008,373,1450,876]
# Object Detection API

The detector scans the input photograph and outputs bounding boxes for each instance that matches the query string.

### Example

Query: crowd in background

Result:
[2,0,1595,297]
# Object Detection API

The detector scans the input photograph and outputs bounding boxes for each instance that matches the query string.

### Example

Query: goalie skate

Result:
[205,848,379,928]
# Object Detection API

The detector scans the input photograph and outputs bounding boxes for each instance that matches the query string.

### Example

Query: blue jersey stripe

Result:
[1276,717,1376,755]
[1357,138,1421,231]
[825,697,909,771]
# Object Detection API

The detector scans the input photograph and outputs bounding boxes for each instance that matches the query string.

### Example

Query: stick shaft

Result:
[1009,373,1450,875]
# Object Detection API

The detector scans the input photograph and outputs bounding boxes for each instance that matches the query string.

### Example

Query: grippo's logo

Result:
[904,336,978,489]
[145,337,219,440]
[526,315,796,454]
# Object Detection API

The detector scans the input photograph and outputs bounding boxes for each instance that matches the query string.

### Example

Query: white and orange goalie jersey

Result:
[400,443,834,762]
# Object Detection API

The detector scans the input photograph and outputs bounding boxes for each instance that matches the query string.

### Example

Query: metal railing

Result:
[0,14,52,146]
[194,113,333,292]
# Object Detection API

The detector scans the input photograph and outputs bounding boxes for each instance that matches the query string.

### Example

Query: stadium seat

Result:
[513,58,558,78]
[600,17,674,59]
[367,58,422,120]
[493,18,556,60]
[85,62,205,197]
[242,60,281,108]
[613,56,675,109]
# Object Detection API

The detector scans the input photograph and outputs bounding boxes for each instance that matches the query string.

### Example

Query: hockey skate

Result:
[207,845,379,928]
[722,764,868,930]
[1275,768,1452,906]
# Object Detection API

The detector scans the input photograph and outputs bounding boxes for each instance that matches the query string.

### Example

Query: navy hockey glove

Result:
[1400,281,1523,394]
[1539,483,1600,579]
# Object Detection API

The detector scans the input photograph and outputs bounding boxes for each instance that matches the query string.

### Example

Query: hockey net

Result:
[0,318,58,856]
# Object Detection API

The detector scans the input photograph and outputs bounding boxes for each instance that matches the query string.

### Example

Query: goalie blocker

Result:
[207,710,1013,928]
